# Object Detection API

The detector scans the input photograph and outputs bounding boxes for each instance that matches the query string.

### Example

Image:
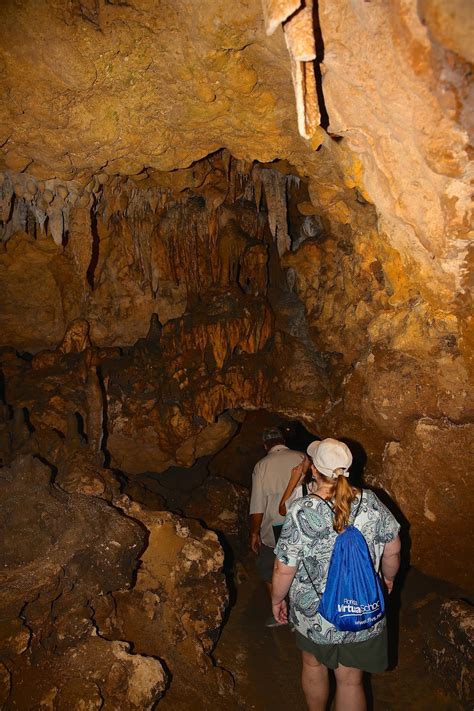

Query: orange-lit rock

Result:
[95,500,233,707]
[382,417,473,588]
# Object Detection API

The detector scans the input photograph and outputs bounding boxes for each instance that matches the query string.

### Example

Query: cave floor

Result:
[154,524,464,711]
[211,555,464,711]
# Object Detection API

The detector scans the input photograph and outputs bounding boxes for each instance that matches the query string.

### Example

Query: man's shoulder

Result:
[252,454,269,474]
[274,446,304,461]
[253,446,303,472]
[254,445,288,463]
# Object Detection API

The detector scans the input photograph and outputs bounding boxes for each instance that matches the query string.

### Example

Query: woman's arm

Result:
[278,457,309,516]
[381,534,401,593]
[271,557,298,623]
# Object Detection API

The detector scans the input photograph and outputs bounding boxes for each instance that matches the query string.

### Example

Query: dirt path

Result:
[215,556,464,710]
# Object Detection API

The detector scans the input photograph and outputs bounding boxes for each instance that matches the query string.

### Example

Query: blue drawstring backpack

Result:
[303,492,385,632]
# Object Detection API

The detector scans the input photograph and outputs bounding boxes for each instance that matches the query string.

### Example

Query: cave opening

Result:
[1,0,472,709]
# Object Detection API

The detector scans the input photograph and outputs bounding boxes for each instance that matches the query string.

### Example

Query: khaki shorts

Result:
[295,626,388,673]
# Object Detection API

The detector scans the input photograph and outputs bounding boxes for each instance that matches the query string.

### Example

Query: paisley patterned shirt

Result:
[274,489,400,644]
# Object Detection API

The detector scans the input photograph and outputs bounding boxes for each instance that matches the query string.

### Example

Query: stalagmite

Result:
[58,319,92,354]
[85,356,104,458]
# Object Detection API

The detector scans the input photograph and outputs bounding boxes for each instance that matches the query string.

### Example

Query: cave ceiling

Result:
[0,0,472,293]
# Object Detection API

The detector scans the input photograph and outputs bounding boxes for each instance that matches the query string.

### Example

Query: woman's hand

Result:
[384,577,395,594]
[272,599,288,624]
[279,457,309,515]
[291,458,308,479]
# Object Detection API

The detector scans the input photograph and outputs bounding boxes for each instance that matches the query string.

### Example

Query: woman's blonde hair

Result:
[324,471,360,533]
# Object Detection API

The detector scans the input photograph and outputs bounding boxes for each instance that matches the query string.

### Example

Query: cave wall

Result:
[0,0,472,591]
[1,151,472,590]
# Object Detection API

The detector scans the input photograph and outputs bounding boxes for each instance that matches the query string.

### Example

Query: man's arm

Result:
[249,513,263,553]
[249,464,264,553]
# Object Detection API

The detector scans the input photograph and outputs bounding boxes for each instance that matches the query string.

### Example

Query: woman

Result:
[272,438,401,711]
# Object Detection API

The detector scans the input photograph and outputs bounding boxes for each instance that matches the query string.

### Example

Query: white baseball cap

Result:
[306,438,352,479]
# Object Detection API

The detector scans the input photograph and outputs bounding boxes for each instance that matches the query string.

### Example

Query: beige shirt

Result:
[249,444,304,547]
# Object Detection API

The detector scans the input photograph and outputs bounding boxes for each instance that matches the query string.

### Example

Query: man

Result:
[249,427,304,627]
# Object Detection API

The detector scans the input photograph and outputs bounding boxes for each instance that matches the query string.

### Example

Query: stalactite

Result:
[15,198,28,234]
[222,149,231,180]
[257,167,291,256]
[253,170,262,213]
[48,194,65,247]
[68,206,93,282]
[287,174,301,190]
[208,206,220,283]
[113,184,157,294]
[229,159,238,203]
[0,171,85,246]
[261,0,300,36]
[261,0,320,139]
[30,203,47,234]
[243,178,255,204]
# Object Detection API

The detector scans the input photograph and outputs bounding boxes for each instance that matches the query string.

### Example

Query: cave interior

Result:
[0,0,472,709]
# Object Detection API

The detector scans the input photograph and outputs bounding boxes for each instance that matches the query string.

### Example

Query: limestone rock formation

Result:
[183,476,250,540]
[0,454,233,709]
[95,500,233,708]
[1,147,472,590]
[0,456,167,709]
[0,0,470,293]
